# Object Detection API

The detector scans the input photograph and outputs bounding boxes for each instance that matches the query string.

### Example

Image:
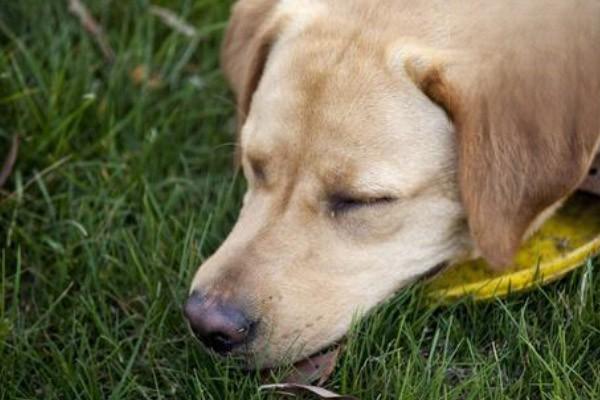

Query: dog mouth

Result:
[189,260,451,375]
[267,260,451,380]
[418,260,450,282]
[261,343,342,384]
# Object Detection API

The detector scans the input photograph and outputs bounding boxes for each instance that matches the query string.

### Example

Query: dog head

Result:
[184,0,600,367]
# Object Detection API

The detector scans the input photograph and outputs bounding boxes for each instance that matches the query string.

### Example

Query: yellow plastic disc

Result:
[426,192,600,302]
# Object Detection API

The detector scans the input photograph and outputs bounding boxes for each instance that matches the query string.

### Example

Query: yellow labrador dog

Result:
[184,0,600,367]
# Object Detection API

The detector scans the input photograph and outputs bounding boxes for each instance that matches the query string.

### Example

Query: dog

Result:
[184,0,600,368]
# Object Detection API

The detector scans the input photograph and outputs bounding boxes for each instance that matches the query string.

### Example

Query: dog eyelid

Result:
[328,193,397,214]
[247,157,267,183]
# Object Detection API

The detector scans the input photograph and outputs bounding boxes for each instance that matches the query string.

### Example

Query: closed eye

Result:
[245,156,267,184]
[329,194,397,214]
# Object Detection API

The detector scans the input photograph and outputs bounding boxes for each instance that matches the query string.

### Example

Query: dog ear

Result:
[401,44,600,269]
[221,0,280,124]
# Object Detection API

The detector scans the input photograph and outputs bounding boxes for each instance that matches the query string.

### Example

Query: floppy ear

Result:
[401,44,600,269]
[221,0,280,124]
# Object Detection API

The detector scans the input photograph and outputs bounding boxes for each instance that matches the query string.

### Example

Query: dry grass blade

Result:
[149,6,198,38]
[259,383,359,400]
[0,135,19,189]
[259,348,353,399]
[67,0,115,63]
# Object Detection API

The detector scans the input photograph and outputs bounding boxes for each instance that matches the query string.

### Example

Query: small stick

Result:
[0,135,19,189]
[67,0,115,63]
[149,6,198,38]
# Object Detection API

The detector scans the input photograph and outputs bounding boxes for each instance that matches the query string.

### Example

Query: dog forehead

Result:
[243,20,455,189]
[246,45,393,143]
[244,66,447,175]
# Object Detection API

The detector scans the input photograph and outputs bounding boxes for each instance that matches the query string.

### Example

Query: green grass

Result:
[1,1,599,399]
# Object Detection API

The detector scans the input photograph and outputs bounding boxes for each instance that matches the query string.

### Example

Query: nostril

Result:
[211,332,233,346]
[201,322,252,354]
[183,293,254,354]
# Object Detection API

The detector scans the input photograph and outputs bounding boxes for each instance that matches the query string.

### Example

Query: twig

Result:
[67,0,115,63]
[0,135,19,189]
[0,155,71,205]
[149,5,198,38]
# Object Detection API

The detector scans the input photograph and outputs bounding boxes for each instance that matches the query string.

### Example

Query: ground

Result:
[1,1,599,399]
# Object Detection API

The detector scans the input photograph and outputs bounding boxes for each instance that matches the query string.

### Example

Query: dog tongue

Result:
[284,346,341,385]
[259,346,359,399]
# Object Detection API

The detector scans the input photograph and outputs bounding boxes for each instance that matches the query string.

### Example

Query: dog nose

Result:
[183,291,253,354]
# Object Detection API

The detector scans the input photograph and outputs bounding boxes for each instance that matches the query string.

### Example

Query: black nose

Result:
[183,292,253,354]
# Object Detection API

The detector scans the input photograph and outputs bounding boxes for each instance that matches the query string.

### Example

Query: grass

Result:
[0,1,599,399]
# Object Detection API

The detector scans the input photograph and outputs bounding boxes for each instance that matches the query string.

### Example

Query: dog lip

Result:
[259,262,445,368]
[257,341,343,381]
[418,260,450,282]
[289,340,343,369]
[191,260,448,362]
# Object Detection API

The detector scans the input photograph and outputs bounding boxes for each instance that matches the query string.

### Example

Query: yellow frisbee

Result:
[427,192,600,302]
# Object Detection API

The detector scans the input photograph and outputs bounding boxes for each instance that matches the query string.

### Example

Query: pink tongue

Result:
[259,346,360,399]
[284,346,341,385]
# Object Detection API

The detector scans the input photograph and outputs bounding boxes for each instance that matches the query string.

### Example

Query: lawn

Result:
[1,1,599,399]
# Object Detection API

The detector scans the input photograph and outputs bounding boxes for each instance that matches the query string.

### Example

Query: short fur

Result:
[190,0,600,367]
